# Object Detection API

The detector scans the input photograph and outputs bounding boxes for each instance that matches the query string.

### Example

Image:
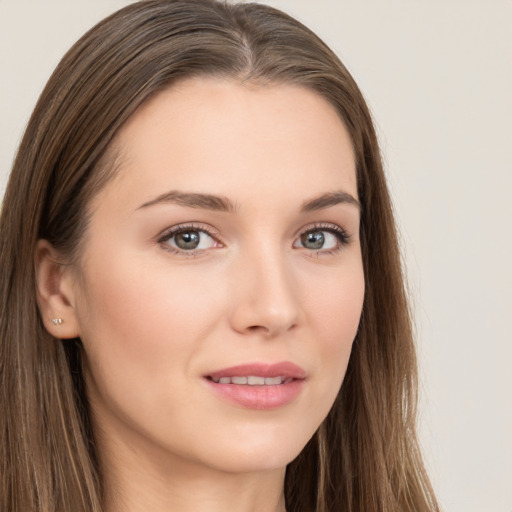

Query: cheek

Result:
[76,256,226,373]
[304,261,364,397]
[74,255,231,447]
[310,255,364,336]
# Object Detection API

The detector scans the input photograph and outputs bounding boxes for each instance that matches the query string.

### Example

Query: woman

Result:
[0,1,440,511]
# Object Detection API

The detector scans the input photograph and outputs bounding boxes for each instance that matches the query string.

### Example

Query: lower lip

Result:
[205,379,304,410]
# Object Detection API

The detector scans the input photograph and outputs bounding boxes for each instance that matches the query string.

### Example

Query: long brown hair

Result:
[0,1,440,510]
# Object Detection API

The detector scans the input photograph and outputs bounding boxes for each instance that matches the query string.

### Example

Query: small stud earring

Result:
[51,318,63,325]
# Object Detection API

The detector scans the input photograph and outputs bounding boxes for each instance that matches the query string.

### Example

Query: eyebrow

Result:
[300,191,360,212]
[137,189,359,213]
[138,191,237,212]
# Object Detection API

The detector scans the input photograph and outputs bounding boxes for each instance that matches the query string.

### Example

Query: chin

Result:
[205,449,298,475]
[195,424,316,474]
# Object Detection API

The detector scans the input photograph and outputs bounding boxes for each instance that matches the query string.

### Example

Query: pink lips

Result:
[205,362,306,410]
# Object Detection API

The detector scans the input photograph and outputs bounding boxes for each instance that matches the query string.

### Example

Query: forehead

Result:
[98,78,357,210]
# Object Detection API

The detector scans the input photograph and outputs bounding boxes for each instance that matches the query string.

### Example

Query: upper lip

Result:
[206,361,306,380]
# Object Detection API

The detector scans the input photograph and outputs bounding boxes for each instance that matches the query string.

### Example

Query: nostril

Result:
[245,322,298,337]
[247,325,266,332]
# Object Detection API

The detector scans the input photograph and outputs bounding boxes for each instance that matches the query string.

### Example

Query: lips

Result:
[207,361,306,380]
[204,362,306,410]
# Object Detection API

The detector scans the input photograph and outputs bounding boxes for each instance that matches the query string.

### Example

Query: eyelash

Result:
[156,222,351,257]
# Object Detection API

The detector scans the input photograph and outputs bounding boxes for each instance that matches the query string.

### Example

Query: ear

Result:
[35,239,81,339]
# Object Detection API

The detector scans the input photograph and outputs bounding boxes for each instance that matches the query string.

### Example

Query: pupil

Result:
[176,230,200,249]
[302,231,324,249]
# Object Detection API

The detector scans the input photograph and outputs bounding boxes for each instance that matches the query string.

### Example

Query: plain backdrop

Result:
[1,1,511,511]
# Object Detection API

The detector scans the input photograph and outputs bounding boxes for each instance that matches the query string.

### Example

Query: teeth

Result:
[247,376,264,385]
[265,376,283,385]
[211,375,286,385]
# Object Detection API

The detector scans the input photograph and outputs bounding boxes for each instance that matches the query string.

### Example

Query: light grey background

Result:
[1,1,511,511]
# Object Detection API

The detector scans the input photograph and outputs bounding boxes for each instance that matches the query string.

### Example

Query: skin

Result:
[37,78,364,512]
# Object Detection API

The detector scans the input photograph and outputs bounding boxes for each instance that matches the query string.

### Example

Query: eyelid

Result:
[296,222,350,239]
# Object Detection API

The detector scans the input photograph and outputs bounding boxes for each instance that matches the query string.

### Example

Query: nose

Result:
[228,250,301,338]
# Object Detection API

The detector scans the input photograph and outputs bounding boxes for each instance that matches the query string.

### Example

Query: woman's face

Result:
[69,78,364,475]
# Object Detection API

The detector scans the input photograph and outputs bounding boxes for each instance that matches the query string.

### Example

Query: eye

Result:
[298,230,337,250]
[293,225,349,252]
[159,225,220,253]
